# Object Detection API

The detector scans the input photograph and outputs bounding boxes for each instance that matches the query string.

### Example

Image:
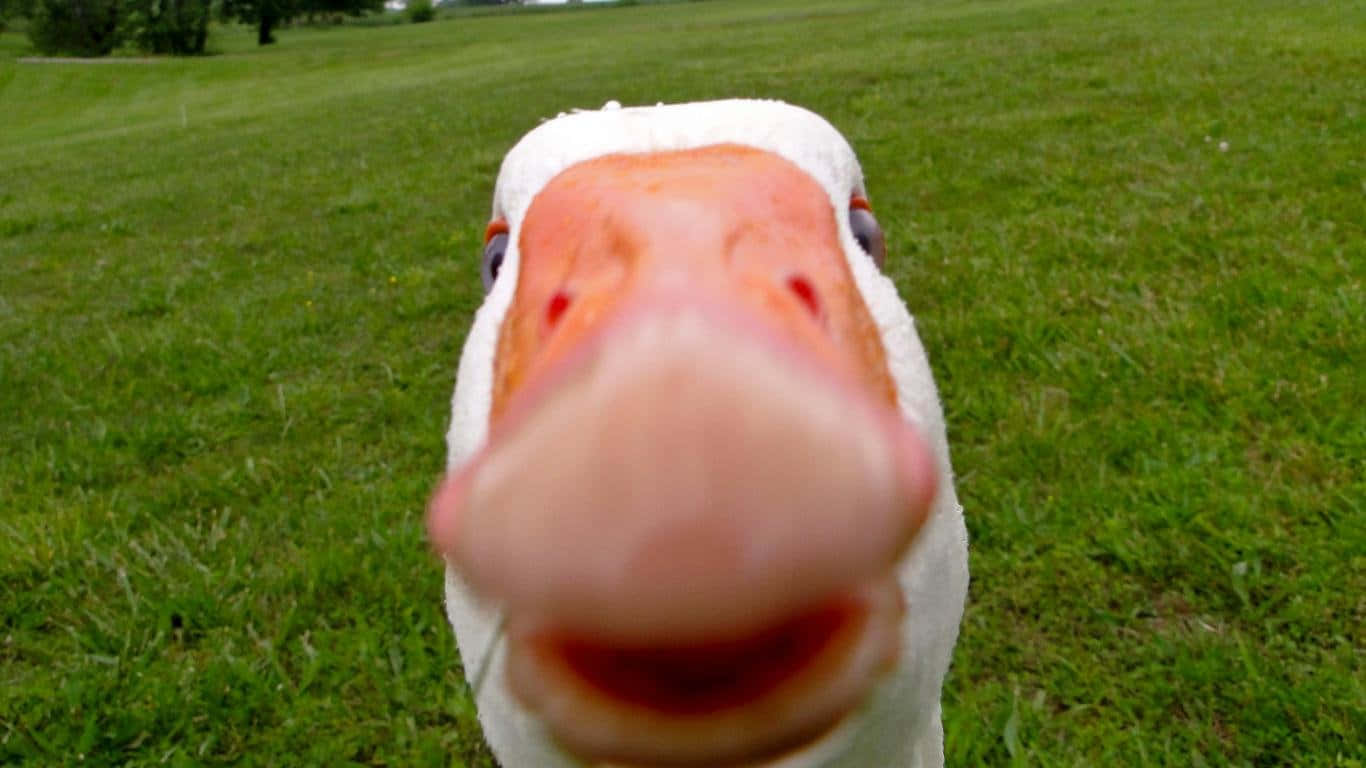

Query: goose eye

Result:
[849,203,886,269]
[481,233,507,293]
[482,221,509,293]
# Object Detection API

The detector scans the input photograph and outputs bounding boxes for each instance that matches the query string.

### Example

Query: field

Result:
[2,0,1363,764]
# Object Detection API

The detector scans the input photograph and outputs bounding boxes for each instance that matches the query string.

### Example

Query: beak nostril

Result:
[546,291,573,329]
[786,275,821,320]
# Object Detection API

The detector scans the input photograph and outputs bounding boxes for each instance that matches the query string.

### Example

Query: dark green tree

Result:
[120,0,211,53]
[221,0,380,45]
[1,0,36,32]
[405,0,431,22]
[219,0,297,44]
[27,0,121,55]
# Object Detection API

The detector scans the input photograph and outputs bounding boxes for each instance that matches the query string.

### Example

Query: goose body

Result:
[429,100,969,768]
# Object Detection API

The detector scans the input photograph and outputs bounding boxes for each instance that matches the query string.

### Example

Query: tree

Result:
[304,0,382,23]
[27,0,121,55]
[1,0,36,32]
[219,0,296,44]
[405,0,431,21]
[220,0,381,46]
[121,0,211,54]
[22,0,210,54]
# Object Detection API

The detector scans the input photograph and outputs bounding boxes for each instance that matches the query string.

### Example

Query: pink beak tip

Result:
[425,471,467,558]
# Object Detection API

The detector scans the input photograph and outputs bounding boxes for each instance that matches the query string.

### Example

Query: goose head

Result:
[429,100,968,768]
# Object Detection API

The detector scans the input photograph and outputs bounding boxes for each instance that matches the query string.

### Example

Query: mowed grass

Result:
[1,0,1362,764]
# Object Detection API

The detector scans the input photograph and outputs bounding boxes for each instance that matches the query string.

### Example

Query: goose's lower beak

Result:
[429,145,936,766]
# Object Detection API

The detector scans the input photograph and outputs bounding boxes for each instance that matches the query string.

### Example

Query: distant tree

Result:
[405,0,431,21]
[27,0,121,55]
[121,0,211,53]
[1,0,36,31]
[219,0,297,44]
[301,0,381,24]
[221,0,380,45]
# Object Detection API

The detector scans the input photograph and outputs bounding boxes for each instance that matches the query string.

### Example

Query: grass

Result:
[1,0,1362,764]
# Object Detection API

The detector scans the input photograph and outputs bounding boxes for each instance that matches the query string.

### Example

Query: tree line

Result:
[0,0,414,56]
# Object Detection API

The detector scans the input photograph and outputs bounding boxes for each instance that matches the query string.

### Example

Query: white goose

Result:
[428,100,969,768]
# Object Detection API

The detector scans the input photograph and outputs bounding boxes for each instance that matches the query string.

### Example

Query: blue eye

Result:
[482,232,508,293]
[850,206,886,269]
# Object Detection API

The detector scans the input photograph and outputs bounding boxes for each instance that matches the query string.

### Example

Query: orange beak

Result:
[428,144,938,765]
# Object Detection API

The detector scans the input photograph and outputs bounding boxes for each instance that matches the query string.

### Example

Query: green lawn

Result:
[1,0,1362,765]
